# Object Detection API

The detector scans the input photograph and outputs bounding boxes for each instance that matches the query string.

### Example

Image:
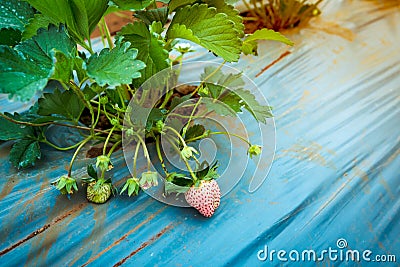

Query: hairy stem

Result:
[134,133,151,170]
[133,141,141,177]
[210,131,251,146]
[156,135,169,175]
[0,113,109,134]
[191,60,227,97]
[107,140,122,158]
[181,98,202,138]
[68,136,92,177]
[165,135,197,181]
[43,138,86,151]
[165,126,186,147]
[101,17,114,49]
[103,125,117,155]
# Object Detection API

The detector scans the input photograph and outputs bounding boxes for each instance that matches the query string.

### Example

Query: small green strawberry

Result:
[83,164,114,204]
[86,180,112,204]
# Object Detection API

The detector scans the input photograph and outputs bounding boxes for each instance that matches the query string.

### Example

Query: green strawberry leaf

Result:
[245,28,294,44]
[168,0,197,13]
[203,0,244,38]
[134,7,169,26]
[0,113,35,141]
[242,29,293,56]
[0,28,22,47]
[0,26,76,100]
[10,139,41,169]
[0,45,49,101]
[120,178,140,196]
[118,22,169,86]
[87,164,98,179]
[150,21,164,35]
[74,56,87,82]
[85,42,146,87]
[200,66,272,122]
[26,0,108,46]
[184,124,205,141]
[201,65,245,94]
[234,88,273,123]
[195,161,219,181]
[127,182,139,196]
[164,181,190,195]
[111,0,153,10]
[202,97,237,117]
[51,50,75,84]
[0,0,34,31]
[145,108,165,132]
[166,4,242,62]
[21,14,55,41]
[37,89,85,121]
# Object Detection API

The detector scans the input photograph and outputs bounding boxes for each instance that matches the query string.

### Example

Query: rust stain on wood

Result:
[0,203,86,256]
[113,223,175,267]
[0,178,16,201]
[81,206,167,267]
[255,51,291,77]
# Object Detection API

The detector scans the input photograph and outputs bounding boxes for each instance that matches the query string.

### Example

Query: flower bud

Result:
[139,171,158,190]
[248,145,262,158]
[180,145,198,160]
[99,96,108,105]
[96,155,113,172]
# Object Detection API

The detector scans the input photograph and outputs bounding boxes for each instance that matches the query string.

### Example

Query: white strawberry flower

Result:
[139,171,158,190]
[180,145,198,160]
[175,42,194,53]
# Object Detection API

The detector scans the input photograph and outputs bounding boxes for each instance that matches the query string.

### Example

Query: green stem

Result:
[107,140,122,158]
[210,131,251,146]
[91,100,123,122]
[102,103,114,123]
[103,125,117,155]
[68,136,92,177]
[168,113,203,120]
[132,141,141,177]
[69,81,96,135]
[98,19,107,47]
[159,89,174,109]
[116,86,127,109]
[165,135,197,181]
[191,61,227,97]
[164,39,174,51]
[182,97,202,138]
[0,113,109,134]
[43,138,86,151]
[101,17,114,49]
[80,41,94,55]
[134,133,151,170]
[93,99,101,130]
[78,77,90,88]
[156,135,168,175]
[165,126,186,147]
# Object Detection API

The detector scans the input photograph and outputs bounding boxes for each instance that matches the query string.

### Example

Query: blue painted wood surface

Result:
[0,1,399,266]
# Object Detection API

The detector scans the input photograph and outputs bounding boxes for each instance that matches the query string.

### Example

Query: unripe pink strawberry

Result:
[184,180,221,217]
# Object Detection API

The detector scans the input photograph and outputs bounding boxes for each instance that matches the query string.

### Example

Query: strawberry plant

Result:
[242,0,323,33]
[0,0,292,217]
